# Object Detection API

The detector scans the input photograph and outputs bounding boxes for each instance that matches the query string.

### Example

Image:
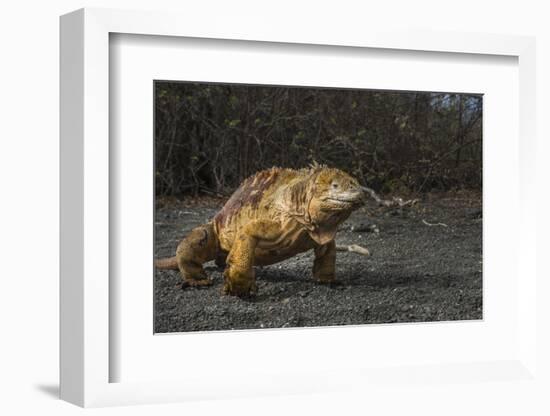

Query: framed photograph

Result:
[151,80,483,333]
[60,8,538,408]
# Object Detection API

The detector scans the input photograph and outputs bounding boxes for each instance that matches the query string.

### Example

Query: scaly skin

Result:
[155,166,365,297]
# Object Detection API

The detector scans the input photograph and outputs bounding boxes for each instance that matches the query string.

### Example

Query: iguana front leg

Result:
[313,240,336,283]
[223,220,281,297]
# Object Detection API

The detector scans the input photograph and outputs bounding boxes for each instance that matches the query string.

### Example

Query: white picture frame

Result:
[60,7,538,408]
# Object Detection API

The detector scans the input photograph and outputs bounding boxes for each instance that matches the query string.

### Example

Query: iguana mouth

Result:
[326,189,364,202]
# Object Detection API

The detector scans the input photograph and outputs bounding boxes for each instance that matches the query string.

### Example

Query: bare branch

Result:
[362,186,419,208]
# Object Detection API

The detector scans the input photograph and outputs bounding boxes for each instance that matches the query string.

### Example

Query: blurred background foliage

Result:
[155,81,482,197]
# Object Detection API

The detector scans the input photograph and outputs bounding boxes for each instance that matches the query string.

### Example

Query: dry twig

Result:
[422,219,448,227]
[336,244,370,256]
[362,186,419,208]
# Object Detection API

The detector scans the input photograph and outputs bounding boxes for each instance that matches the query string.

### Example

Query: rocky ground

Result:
[154,192,482,333]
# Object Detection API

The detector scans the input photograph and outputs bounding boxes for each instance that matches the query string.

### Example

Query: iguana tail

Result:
[155,256,178,270]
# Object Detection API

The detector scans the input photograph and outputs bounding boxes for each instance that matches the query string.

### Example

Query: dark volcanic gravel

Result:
[154,193,482,333]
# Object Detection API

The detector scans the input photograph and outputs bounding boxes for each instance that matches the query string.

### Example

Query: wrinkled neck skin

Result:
[277,174,353,245]
[307,197,354,244]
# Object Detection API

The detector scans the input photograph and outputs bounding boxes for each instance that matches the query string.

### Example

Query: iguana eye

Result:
[332,183,339,189]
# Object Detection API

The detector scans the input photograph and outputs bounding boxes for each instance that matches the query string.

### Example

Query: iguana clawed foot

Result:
[176,277,214,290]
[222,267,258,297]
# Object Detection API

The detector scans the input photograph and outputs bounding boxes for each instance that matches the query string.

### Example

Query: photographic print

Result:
[154,81,482,333]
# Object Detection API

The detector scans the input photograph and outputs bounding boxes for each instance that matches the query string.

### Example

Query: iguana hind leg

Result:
[223,220,281,297]
[175,222,218,287]
[313,240,336,283]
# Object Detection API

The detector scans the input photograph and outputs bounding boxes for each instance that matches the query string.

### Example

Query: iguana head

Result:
[310,168,365,212]
[305,168,365,244]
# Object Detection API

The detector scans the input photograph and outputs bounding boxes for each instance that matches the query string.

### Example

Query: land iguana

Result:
[155,166,366,297]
